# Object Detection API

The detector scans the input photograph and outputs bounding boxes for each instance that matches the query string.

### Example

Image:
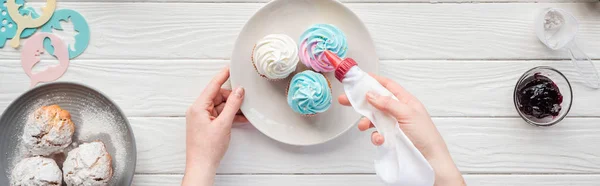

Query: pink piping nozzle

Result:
[323,50,342,68]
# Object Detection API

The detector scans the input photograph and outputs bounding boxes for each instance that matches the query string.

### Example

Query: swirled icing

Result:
[299,24,348,72]
[252,34,299,79]
[287,71,332,115]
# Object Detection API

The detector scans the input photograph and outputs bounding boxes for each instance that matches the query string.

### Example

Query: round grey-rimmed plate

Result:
[230,0,379,146]
[0,82,136,185]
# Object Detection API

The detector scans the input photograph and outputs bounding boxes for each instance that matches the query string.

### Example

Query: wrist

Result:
[428,151,465,186]
[182,160,218,186]
[432,162,464,186]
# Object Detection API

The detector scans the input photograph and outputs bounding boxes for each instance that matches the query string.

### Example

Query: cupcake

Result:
[252,34,299,80]
[299,24,348,72]
[287,70,332,116]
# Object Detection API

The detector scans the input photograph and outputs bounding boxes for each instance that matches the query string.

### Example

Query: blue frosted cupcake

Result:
[287,70,332,116]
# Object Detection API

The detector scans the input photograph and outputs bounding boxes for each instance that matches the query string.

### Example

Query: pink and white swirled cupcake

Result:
[299,24,348,72]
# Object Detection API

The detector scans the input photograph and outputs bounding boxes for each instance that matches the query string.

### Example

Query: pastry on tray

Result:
[23,105,75,156]
[63,141,113,186]
[11,157,62,186]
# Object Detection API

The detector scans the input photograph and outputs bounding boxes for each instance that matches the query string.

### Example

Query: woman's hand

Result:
[182,66,246,186]
[339,74,465,186]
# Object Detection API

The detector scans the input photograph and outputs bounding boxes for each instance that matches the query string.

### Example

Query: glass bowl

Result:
[513,66,573,127]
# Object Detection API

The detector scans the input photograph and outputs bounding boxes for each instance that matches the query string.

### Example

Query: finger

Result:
[366,91,412,120]
[212,90,224,106]
[357,117,374,131]
[368,73,415,102]
[338,94,351,106]
[371,131,384,146]
[216,86,245,126]
[214,89,232,105]
[233,115,249,123]
[215,101,242,116]
[215,103,226,114]
[233,119,250,127]
[194,67,231,107]
[221,77,233,90]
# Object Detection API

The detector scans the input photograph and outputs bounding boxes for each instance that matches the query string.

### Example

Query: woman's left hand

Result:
[182,66,246,186]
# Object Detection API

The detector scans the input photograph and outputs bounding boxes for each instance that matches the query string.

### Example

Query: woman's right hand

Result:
[338,74,466,186]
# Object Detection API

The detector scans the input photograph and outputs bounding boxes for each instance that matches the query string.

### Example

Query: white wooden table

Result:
[2,0,600,185]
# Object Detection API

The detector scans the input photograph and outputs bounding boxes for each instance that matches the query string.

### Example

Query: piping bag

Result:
[324,50,434,186]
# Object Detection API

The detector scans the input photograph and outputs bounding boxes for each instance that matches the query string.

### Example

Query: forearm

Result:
[182,161,218,186]
[431,158,464,186]
[428,146,465,186]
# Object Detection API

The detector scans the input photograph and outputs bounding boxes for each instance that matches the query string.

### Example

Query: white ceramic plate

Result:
[230,0,378,146]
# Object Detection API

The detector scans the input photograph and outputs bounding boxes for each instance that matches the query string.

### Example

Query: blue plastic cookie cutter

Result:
[0,0,39,48]
[41,9,89,59]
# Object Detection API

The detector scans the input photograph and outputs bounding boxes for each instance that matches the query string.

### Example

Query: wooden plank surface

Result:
[131,174,600,186]
[130,117,600,174]
[1,60,598,117]
[3,1,600,185]
[27,0,599,3]
[2,3,600,60]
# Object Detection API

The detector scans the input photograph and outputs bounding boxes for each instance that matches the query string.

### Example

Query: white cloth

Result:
[342,66,434,186]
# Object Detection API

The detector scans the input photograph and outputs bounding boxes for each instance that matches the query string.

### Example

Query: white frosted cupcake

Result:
[252,34,299,80]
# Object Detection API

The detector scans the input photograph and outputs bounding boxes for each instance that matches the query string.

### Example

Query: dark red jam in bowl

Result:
[516,73,563,119]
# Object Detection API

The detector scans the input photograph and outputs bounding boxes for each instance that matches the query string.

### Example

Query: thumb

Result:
[366,91,412,120]
[216,86,245,126]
